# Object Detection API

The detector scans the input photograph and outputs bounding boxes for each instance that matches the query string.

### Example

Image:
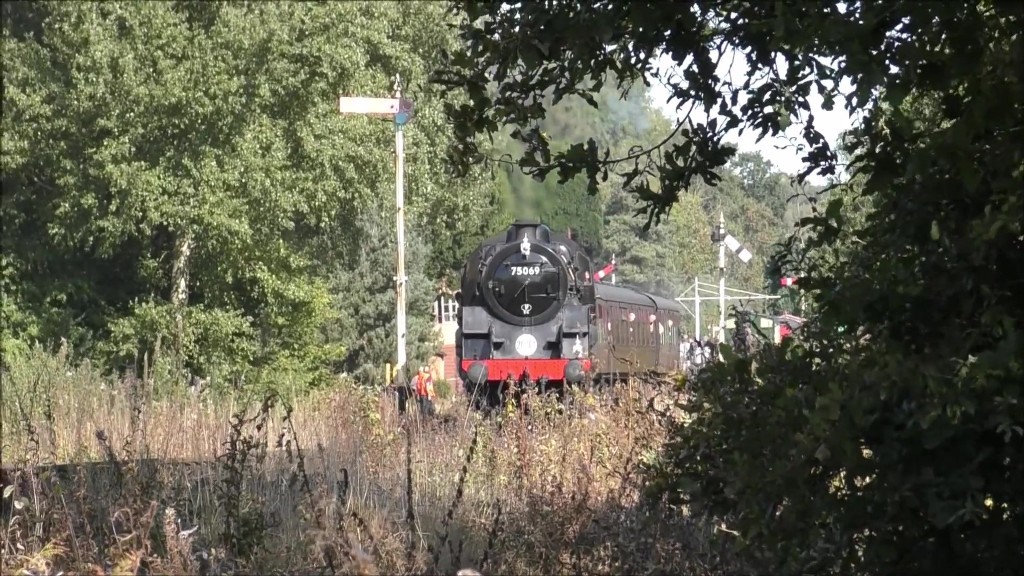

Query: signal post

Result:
[338,76,415,388]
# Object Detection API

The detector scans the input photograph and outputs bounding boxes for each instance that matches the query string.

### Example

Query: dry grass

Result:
[1,350,741,575]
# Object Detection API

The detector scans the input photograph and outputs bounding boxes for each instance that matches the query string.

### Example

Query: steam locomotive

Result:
[454,220,685,408]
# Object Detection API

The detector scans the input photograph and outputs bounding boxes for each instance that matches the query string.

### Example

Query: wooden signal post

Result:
[710,212,754,343]
[338,75,415,386]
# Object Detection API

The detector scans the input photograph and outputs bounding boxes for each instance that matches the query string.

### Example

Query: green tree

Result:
[434,1,847,227]
[2,1,499,387]
[602,186,714,299]
[439,1,1024,573]
[729,152,792,222]
[486,76,672,256]
[322,196,439,387]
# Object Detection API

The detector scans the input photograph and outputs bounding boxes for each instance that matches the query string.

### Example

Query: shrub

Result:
[434,378,453,400]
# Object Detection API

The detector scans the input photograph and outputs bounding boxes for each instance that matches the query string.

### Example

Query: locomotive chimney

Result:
[506,219,551,244]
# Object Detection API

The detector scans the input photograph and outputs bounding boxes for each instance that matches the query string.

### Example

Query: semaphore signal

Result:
[338,75,415,387]
[723,232,753,264]
[593,261,616,282]
[709,213,754,341]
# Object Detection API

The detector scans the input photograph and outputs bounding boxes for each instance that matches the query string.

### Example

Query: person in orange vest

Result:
[413,365,436,417]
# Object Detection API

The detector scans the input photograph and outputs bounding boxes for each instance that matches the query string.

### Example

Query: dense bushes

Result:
[441,2,1024,572]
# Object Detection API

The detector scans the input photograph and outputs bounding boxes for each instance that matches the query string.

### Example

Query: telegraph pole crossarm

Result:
[677,281,780,342]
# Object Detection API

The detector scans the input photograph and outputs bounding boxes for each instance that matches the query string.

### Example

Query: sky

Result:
[645,51,859,185]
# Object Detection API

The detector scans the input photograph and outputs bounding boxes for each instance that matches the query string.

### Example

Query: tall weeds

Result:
[1,348,742,575]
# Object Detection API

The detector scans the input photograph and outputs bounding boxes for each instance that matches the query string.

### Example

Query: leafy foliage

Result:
[1,1,503,386]
[485,76,798,309]
[441,0,1024,573]
[433,1,845,228]
[601,187,714,298]
[322,195,439,387]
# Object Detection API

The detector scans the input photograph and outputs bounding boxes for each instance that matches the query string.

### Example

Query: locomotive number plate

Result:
[515,334,538,356]
[508,265,541,276]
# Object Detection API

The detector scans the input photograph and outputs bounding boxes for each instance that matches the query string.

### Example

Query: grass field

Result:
[1,350,740,575]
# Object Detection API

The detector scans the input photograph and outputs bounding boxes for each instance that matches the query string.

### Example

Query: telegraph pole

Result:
[338,75,415,386]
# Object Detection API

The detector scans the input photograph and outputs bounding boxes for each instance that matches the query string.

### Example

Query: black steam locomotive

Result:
[454,220,684,408]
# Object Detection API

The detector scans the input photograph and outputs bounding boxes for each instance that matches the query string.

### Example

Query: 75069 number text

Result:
[509,265,541,276]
